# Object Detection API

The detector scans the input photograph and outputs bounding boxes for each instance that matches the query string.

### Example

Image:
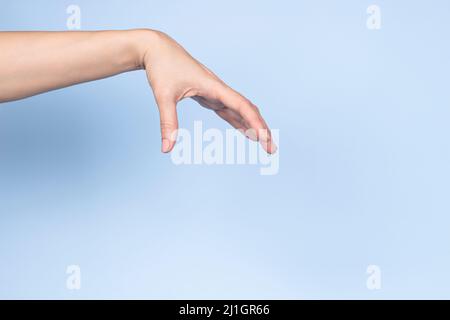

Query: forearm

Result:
[0,29,153,102]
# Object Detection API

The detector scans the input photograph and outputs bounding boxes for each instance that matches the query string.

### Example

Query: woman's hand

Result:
[138,30,276,154]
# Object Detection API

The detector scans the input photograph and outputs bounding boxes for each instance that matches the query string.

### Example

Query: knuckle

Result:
[160,120,176,131]
[247,110,260,122]
[236,98,251,112]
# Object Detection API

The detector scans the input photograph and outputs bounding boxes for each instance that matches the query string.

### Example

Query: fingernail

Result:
[270,142,278,154]
[261,139,269,153]
[161,138,171,153]
[245,129,258,141]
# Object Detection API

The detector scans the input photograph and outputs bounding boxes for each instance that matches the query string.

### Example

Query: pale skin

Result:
[0,29,276,153]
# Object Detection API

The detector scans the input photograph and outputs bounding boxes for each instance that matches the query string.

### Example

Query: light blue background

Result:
[1,0,449,299]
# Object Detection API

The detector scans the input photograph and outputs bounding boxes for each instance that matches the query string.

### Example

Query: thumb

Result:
[157,98,178,153]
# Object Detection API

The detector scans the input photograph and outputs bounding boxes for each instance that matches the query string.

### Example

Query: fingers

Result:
[216,85,277,154]
[193,95,257,141]
[156,97,178,153]
[215,108,258,141]
[215,108,246,130]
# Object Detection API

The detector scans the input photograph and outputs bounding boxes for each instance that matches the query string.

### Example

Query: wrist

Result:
[129,28,163,70]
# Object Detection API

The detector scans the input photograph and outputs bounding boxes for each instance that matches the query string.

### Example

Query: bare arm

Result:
[0,29,276,153]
